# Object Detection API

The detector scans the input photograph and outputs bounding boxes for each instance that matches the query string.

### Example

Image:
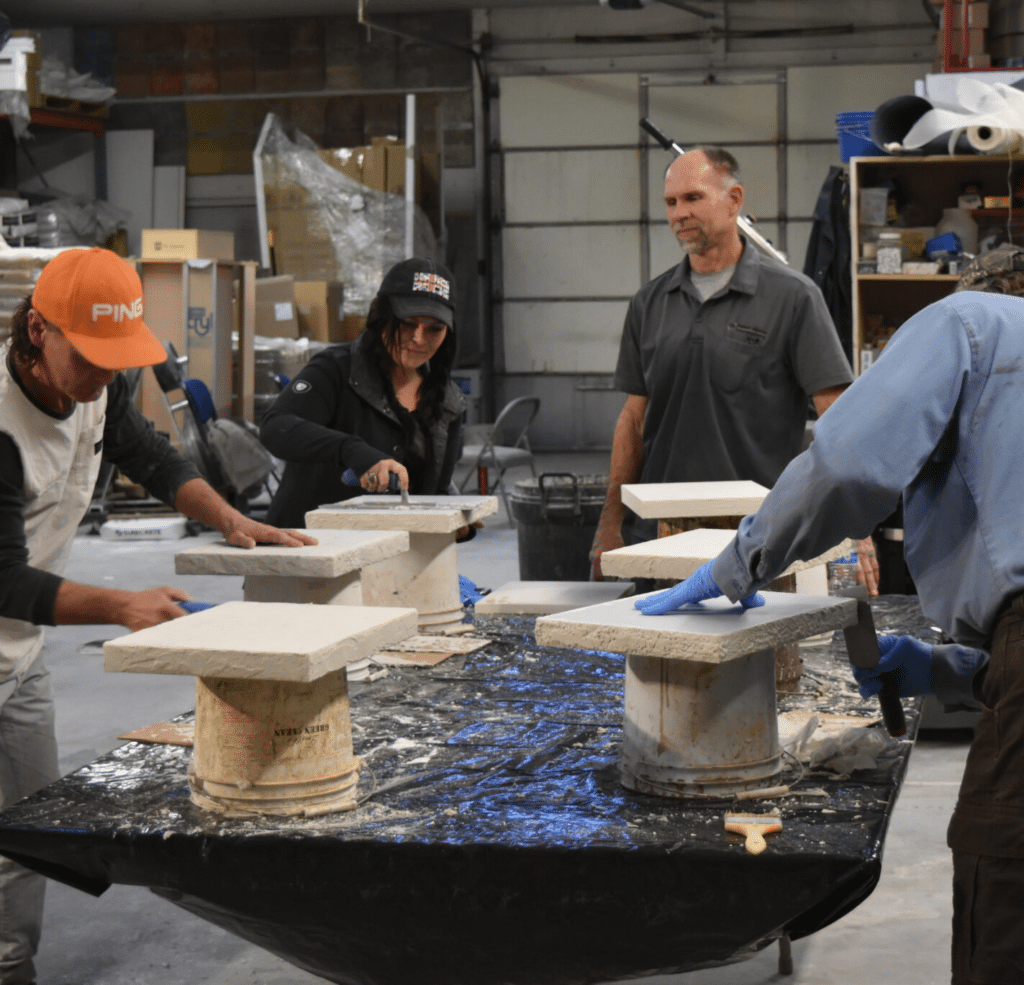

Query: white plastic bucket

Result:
[188,668,360,817]
[620,649,782,798]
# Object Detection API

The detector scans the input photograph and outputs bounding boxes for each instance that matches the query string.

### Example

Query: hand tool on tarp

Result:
[835,585,907,737]
[639,116,789,266]
[341,469,478,520]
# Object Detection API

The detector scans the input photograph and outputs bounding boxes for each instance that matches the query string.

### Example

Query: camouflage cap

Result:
[957,244,1024,292]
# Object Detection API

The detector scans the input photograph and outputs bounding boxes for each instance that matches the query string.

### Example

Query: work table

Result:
[0,596,939,985]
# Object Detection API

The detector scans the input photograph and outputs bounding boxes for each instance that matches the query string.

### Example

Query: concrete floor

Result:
[23,454,970,985]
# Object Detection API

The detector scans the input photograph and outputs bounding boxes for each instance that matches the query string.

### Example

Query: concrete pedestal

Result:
[104,601,418,816]
[306,494,497,633]
[175,528,410,605]
[536,592,857,798]
[599,528,853,692]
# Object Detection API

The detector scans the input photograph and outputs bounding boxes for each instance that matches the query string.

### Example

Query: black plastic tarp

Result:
[0,599,936,985]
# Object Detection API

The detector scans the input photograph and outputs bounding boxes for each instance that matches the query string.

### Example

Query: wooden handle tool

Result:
[724,812,783,855]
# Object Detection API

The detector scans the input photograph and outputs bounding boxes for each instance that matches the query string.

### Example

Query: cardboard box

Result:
[946,2,990,28]
[255,275,299,338]
[139,259,235,440]
[142,229,235,262]
[293,280,346,343]
[941,27,988,57]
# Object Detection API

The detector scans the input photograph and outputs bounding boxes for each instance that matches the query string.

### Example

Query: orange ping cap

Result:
[32,247,167,371]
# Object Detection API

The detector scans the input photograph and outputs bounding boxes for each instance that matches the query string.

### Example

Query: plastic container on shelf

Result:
[935,207,979,255]
[836,111,884,162]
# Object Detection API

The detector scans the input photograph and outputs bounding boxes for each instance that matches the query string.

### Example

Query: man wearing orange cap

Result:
[0,247,315,984]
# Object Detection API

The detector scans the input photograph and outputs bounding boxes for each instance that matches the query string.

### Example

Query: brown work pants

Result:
[948,593,1024,984]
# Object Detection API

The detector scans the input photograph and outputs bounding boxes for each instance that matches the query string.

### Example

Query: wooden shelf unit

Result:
[849,154,1022,374]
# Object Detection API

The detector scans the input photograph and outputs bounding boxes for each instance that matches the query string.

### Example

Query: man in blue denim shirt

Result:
[637,246,1024,984]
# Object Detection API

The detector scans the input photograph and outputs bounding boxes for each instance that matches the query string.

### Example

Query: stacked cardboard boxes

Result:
[936,2,993,68]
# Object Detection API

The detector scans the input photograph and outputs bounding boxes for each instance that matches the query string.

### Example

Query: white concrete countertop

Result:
[535,591,857,663]
[306,494,498,534]
[104,601,419,682]
[621,480,769,519]
[174,528,410,578]
[600,528,854,581]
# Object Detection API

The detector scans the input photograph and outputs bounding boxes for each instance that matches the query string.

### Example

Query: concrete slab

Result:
[104,601,419,682]
[621,480,769,519]
[174,529,410,578]
[474,580,635,616]
[535,591,857,663]
[306,494,498,535]
[600,528,853,581]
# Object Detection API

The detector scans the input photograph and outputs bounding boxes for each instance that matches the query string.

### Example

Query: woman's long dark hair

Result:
[359,294,457,469]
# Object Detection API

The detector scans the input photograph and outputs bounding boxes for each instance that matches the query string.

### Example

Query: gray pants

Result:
[0,652,60,985]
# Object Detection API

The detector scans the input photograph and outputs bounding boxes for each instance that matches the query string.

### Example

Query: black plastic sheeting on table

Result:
[0,597,940,985]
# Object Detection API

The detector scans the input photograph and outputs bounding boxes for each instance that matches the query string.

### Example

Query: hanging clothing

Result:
[803,165,853,365]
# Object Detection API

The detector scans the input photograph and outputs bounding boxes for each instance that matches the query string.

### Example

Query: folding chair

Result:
[457,396,540,519]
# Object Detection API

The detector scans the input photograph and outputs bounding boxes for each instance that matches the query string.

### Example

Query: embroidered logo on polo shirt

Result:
[411,272,450,300]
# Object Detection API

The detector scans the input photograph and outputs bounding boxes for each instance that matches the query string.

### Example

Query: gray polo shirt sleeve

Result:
[613,293,648,397]
[783,269,854,396]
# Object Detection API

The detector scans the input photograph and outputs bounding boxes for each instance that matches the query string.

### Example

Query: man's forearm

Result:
[597,395,647,533]
[172,476,240,533]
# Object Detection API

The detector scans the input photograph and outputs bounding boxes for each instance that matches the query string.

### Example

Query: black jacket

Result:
[260,340,465,528]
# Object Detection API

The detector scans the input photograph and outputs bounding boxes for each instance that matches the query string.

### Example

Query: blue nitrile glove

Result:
[634,560,766,616]
[853,634,934,699]
[178,601,215,614]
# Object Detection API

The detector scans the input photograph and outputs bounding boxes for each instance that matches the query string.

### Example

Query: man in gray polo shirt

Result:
[590,146,854,576]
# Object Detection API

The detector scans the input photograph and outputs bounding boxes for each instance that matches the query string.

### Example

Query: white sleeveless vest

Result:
[0,346,106,680]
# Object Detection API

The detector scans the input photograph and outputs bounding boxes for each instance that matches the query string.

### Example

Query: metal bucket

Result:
[620,649,782,798]
[509,472,608,581]
[188,668,360,817]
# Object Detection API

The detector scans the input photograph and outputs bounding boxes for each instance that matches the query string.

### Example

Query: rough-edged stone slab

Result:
[174,529,410,578]
[601,529,853,581]
[474,580,635,616]
[535,591,857,664]
[306,494,498,535]
[621,480,769,519]
[104,601,418,682]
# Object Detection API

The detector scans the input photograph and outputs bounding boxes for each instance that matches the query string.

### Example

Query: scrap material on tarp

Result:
[0,598,938,985]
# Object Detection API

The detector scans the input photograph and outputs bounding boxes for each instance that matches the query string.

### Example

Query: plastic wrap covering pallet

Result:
[0,598,937,985]
[0,249,61,340]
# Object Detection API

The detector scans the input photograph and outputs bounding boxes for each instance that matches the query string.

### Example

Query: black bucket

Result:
[509,472,608,581]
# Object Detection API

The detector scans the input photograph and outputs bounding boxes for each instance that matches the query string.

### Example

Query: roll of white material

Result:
[967,125,1024,154]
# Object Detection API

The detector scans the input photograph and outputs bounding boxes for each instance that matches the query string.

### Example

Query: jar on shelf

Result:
[876,232,903,274]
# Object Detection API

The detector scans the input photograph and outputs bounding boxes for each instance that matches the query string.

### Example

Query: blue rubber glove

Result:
[853,634,934,699]
[178,601,216,614]
[634,560,766,616]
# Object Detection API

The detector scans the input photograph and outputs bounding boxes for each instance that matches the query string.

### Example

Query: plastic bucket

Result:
[836,111,884,161]
[620,649,782,798]
[509,472,607,581]
[188,668,360,817]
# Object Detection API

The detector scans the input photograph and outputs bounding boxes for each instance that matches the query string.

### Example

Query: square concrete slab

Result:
[621,480,769,519]
[104,601,419,682]
[474,580,635,616]
[535,591,857,663]
[174,529,410,579]
[600,529,854,582]
[306,494,498,535]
